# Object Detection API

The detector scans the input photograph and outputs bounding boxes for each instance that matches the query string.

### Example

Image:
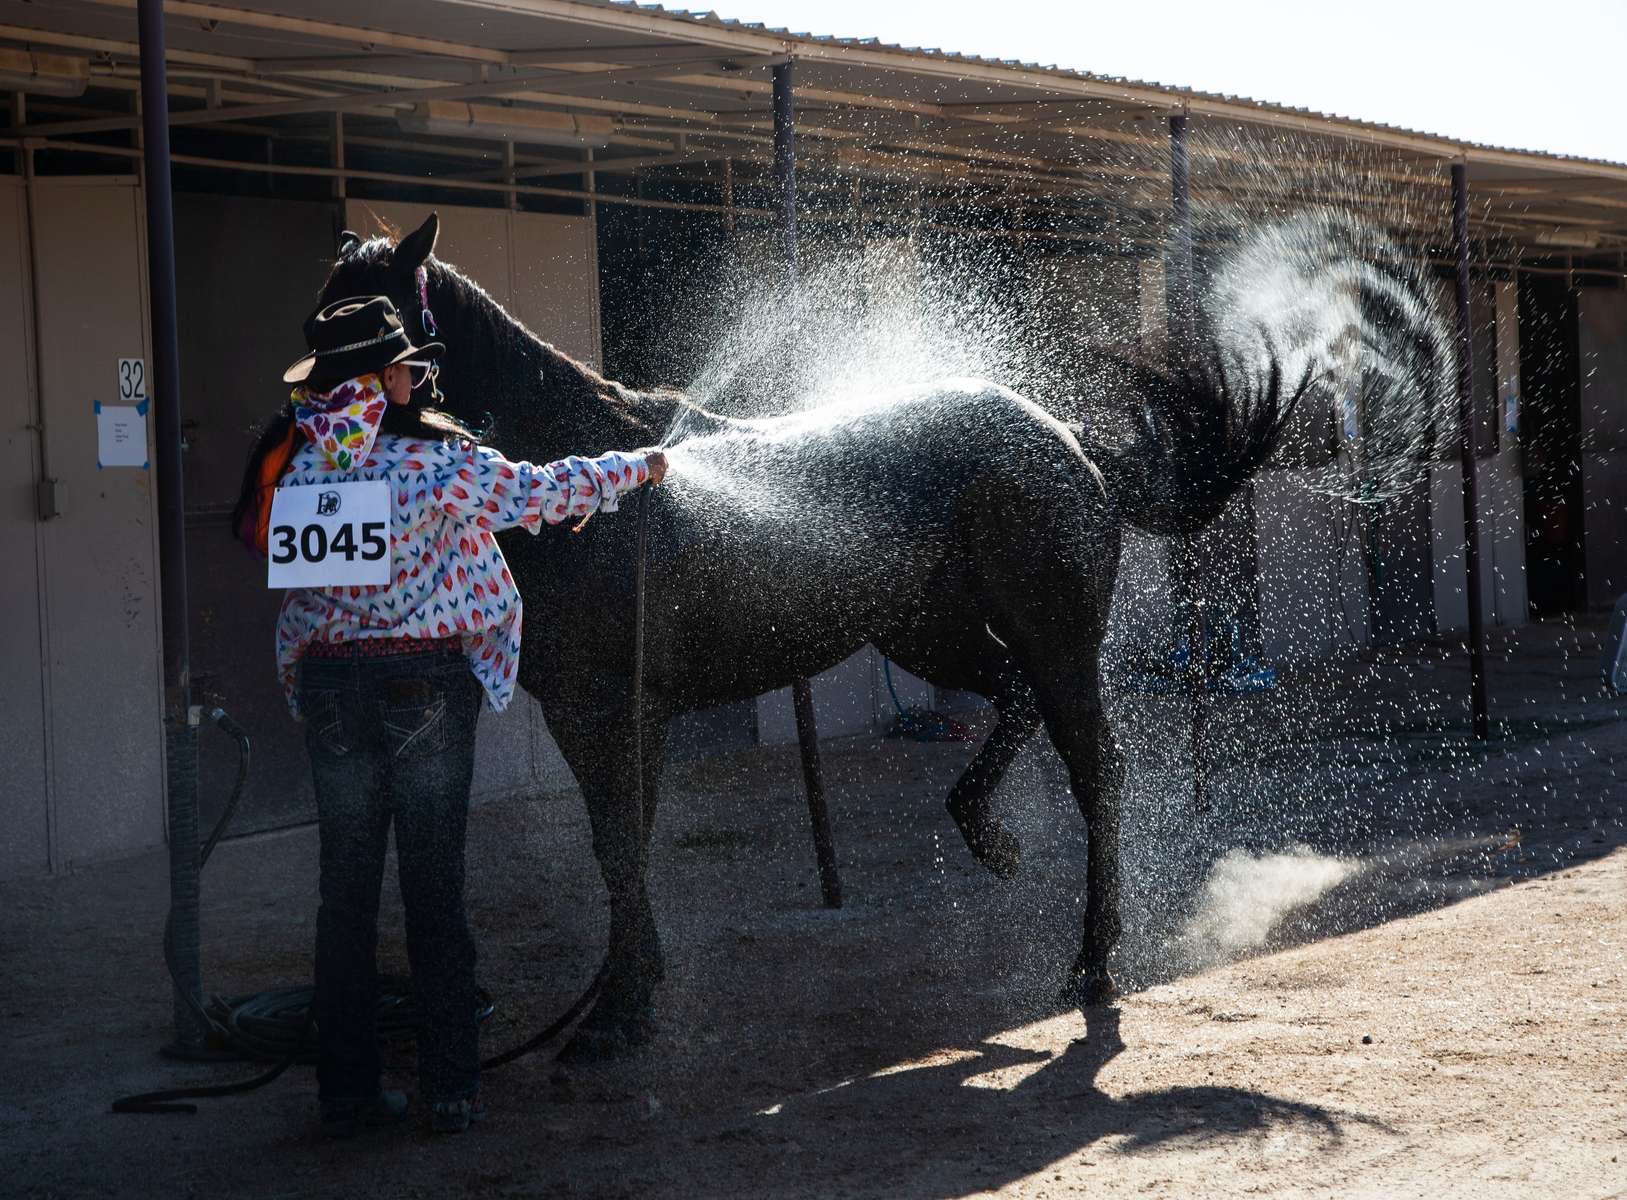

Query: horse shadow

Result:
[739,1008,1388,1198]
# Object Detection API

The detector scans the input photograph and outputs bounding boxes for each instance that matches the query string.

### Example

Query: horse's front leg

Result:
[550,706,665,1061]
[1064,711,1122,1008]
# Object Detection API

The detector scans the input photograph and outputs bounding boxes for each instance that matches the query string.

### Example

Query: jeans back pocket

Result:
[301,688,352,758]
[379,678,450,759]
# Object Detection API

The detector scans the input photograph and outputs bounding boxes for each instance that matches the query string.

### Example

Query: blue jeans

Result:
[297,649,483,1104]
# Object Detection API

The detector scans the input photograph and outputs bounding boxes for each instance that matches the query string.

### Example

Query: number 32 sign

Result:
[267,480,391,588]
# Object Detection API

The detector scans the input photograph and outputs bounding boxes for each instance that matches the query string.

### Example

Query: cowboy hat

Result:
[283,295,444,391]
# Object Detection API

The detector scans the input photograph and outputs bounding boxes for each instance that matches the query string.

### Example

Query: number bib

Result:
[267,480,391,588]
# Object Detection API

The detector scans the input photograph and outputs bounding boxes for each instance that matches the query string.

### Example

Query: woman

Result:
[233,295,665,1137]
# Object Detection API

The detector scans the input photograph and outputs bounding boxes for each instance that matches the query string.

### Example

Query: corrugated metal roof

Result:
[588,0,1627,171]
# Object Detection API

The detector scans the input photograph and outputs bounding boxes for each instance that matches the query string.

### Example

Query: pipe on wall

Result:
[137,0,207,1055]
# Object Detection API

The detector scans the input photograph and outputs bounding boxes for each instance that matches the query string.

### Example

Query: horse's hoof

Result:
[556,1014,656,1066]
[1062,969,1119,1010]
[947,799,1022,880]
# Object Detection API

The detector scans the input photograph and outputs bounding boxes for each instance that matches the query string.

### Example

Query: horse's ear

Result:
[396,213,439,271]
[336,229,361,257]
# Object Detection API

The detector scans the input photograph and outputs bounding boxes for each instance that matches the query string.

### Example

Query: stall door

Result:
[0,179,50,877]
[1578,287,1627,609]
[1487,280,1528,627]
[32,177,165,867]
[1369,480,1434,644]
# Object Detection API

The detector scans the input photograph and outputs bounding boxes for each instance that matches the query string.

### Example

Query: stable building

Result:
[3,0,1625,880]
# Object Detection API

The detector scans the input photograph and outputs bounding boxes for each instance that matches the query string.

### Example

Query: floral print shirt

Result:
[274,409,650,716]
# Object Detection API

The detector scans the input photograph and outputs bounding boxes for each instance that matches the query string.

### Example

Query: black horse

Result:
[319,213,1309,1059]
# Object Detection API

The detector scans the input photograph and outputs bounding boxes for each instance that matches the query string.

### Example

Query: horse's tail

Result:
[1079,345,1315,536]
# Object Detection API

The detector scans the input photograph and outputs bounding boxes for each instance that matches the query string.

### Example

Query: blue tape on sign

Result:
[94,400,103,414]
[135,399,149,417]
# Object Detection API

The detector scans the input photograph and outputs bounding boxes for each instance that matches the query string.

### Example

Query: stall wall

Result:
[0,180,50,878]
[176,194,343,836]
[32,177,165,867]
[1255,471,1370,661]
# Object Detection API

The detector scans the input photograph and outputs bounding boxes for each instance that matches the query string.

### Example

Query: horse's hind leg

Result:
[947,680,1040,880]
[883,625,1040,879]
[1053,682,1123,1007]
[964,468,1124,1005]
[1004,628,1122,1007]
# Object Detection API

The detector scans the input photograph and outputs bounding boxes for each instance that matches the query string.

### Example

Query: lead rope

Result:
[413,251,608,1069]
[480,483,650,1070]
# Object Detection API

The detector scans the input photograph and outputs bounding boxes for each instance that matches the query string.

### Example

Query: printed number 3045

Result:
[270,521,387,565]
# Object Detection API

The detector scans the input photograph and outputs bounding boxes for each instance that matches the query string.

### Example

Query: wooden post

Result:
[774,60,842,908]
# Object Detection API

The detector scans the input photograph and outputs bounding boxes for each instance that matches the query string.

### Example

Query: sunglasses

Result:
[401,360,437,390]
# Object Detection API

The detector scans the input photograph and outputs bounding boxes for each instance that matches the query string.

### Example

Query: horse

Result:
[317,212,1310,1061]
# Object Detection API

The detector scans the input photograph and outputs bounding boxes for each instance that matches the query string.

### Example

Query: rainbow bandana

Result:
[291,374,388,472]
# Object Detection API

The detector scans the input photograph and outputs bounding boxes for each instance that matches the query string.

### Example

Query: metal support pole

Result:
[1167,114,1195,345]
[1451,162,1491,741]
[1167,112,1207,810]
[584,147,601,366]
[773,59,841,909]
[721,157,735,235]
[138,0,206,1055]
[772,63,796,265]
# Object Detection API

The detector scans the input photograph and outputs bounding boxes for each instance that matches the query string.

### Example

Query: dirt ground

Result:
[3,619,1626,1199]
